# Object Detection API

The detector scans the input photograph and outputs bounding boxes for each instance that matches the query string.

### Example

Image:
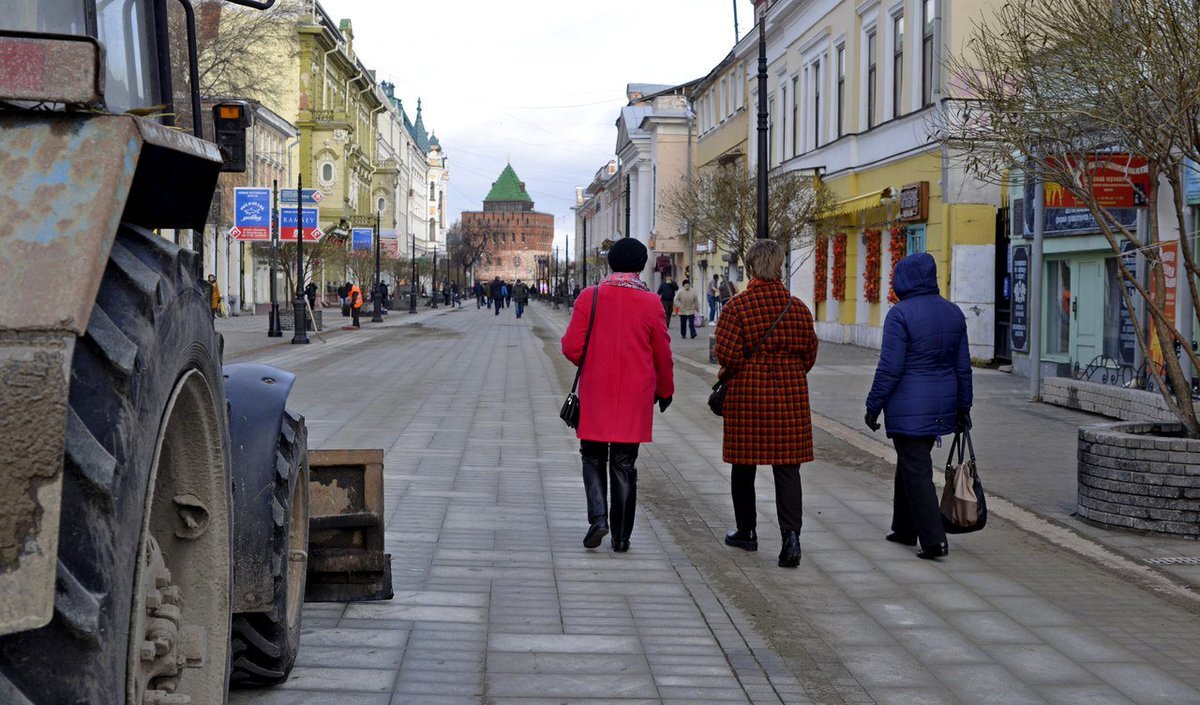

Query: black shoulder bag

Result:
[560,288,599,429]
[708,299,791,417]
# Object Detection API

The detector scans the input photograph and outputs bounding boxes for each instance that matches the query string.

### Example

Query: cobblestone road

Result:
[226,301,1200,705]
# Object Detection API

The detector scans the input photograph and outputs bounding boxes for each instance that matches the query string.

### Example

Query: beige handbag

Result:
[940,429,987,533]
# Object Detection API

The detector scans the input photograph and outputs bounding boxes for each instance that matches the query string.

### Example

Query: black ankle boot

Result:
[583,519,609,549]
[724,528,758,551]
[917,542,949,560]
[778,530,801,567]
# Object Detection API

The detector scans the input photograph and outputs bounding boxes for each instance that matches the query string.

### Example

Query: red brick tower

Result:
[461,164,555,284]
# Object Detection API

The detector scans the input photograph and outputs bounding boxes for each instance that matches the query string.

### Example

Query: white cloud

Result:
[317,0,748,247]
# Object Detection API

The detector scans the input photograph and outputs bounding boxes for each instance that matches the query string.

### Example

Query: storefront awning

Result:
[819,188,892,220]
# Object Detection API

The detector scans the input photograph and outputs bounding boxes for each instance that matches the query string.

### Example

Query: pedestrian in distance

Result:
[713,240,817,568]
[657,274,678,326]
[708,274,721,322]
[505,281,513,308]
[443,280,451,306]
[338,282,351,317]
[474,280,485,308]
[718,275,737,313]
[865,252,972,561]
[207,274,222,319]
[489,277,504,317]
[561,238,674,553]
[347,281,363,328]
[514,279,530,318]
[674,280,699,339]
[379,281,390,312]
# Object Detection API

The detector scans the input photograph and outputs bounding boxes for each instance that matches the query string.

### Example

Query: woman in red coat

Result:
[713,240,818,567]
[561,238,674,552]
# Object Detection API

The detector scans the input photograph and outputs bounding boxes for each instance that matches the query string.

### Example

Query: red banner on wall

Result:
[1149,241,1178,365]
[1044,154,1150,209]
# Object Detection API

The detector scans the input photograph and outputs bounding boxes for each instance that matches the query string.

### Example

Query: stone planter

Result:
[1078,421,1200,538]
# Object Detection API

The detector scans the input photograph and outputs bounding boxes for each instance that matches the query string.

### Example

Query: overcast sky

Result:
[318,0,750,247]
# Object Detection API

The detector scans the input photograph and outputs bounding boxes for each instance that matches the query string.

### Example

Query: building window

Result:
[768,97,776,166]
[922,0,935,106]
[377,196,386,213]
[791,75,799,157]
[320,161,335,184]
[836,46,846,138]
[780,83,787,159]
[813,59,822,148]
[867,30,878,129]
[893,14,905,118]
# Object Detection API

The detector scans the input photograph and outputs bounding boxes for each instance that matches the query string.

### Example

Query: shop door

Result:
[1070,257,1105,368]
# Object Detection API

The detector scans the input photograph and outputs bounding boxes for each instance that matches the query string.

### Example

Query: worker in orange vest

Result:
[347,281,363,328]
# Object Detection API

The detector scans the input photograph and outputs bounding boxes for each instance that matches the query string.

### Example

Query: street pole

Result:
[371,211,383,323]
[291,173,309,344]
[430,245,439,309]
[756,14,769,240]
[268,179,282,337]
[553,246,560,310]
[686,97,695,283]
[1029,178,1045,400]
[582,215,588,288]
[408,235,418,314]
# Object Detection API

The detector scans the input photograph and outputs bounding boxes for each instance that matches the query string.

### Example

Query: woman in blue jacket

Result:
[865,253,972,559]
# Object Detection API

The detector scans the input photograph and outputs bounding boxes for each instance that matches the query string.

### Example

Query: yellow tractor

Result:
[0,3,390,703]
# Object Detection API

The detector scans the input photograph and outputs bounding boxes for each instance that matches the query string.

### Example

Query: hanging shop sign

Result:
[1022,178,1137,237]
[1043,154,1151,209]
[1010,246,1029,353]
[898,182,929,222]
[1185,158,1200,206]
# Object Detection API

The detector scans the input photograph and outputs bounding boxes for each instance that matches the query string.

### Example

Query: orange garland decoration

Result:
[814,235,828,303]
[887,225,907,304]
[863,229,882,303]
[831,233,848,301]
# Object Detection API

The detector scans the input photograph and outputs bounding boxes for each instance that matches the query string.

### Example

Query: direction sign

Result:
[232,187,272,240]
[279,207,324,242]
[280,188,323,205]
[351,228,374,251]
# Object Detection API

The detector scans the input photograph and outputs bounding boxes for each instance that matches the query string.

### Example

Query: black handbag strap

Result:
[719,298,792,384]
[947,429,976,465]
[569,287,600,394]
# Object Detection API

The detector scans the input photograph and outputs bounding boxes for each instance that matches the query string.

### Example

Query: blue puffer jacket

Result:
[866,253,972,438]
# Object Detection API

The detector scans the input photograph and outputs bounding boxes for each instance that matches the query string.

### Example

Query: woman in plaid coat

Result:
[713,240,818,567]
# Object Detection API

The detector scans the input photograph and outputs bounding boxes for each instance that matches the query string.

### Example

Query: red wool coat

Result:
[713,279,818,464]
[561,281,675,443]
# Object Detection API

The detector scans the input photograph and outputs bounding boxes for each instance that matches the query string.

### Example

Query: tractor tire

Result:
[0,224,233,705]
[230,409,310,688]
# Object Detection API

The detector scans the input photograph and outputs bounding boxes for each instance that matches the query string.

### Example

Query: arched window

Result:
[320,162,335,183]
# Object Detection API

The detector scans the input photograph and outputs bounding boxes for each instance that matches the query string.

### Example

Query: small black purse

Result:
[709,299,791,417]
[560,288,599,429]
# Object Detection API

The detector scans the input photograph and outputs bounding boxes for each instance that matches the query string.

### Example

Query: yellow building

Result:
[747,0,1002,361]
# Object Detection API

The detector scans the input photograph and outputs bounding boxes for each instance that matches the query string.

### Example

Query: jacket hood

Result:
[892,253,940,299]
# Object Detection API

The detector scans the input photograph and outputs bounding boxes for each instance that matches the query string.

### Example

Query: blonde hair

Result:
[744,240,785,281]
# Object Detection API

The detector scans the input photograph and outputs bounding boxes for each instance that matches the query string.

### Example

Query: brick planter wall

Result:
[1043,377,1175,423]
[1077,421,1200,538]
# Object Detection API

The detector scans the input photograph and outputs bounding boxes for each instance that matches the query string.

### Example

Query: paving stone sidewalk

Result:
[230,300,1200,705]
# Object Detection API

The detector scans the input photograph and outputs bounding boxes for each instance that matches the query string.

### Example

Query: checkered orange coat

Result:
[713,278,818,465]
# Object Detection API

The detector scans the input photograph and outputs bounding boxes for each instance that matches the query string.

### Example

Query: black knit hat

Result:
[607,237,648,273]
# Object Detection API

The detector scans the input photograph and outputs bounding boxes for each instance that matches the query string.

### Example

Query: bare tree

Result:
[191,0,303,104]
[447,221,489,284]
[937,0,1200,435]
[664,165,835,275]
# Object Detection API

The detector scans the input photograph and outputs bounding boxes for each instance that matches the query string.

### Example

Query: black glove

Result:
[865,410,881,432]
[956,408,972,433]
[656,395,673,413]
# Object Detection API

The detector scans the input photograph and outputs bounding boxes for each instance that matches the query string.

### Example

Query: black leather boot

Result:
[580,443,608,548]
[778,530,801,567]
[609,445,639,552]
[724,528,758,551]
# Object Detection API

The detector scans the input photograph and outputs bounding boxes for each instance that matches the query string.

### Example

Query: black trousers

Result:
[891,436,947,548]
[351,306,360,327]
[662,299,673,325]
[730,464,803,534]
[679,313,696,337]
[580,441,639,541]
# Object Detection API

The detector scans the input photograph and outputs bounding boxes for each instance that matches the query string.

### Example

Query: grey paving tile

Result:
[271,667,396,693]
[941,611,1040,644]
[341,604,485,623]
[487,651,648,675]
[984,644,1096,685]
[230,692,391,705]
[485,673,658,698]
[1084,662,1200,704]
[488,633,640,653]
[838,646,936,688]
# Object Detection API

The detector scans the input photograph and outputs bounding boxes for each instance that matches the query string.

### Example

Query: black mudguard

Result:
[224,362,297,613]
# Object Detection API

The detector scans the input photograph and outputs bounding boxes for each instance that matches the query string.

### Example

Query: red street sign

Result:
[228,225,271,241]
[279,226,324,242]
[279,206,324,241]
[1045,154,1150,209]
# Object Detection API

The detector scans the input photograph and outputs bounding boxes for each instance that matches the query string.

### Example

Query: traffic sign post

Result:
[279,207,324,242]
[231,187,272,241]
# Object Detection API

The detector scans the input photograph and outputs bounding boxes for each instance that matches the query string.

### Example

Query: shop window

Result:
[1046,259,1072,356]
[905,224,926,253]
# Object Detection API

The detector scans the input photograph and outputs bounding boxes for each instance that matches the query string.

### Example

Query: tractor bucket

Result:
[305,449,393,602]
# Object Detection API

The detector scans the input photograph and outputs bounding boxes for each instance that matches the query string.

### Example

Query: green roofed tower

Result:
[484,163,534,212]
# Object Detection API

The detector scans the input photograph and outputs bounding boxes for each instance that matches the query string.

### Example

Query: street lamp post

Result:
[371,211,383,323]
[291,173,309,344]
[553,246,560,310]
[267,178,282,337]
[756,13,769,240]
[408,235,418,314]
[430,245,439,309]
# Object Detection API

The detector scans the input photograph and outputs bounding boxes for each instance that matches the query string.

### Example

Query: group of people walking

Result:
[476,277,532,317]
[561,238,972,566]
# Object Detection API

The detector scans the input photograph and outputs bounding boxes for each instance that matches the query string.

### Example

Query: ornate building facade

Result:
[462,164,554,283]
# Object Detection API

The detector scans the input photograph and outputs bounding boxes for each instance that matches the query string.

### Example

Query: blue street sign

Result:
[231,187,272,240]
[1185,158,1200,206]
[280,188,323,205]
[351,228,374,251]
